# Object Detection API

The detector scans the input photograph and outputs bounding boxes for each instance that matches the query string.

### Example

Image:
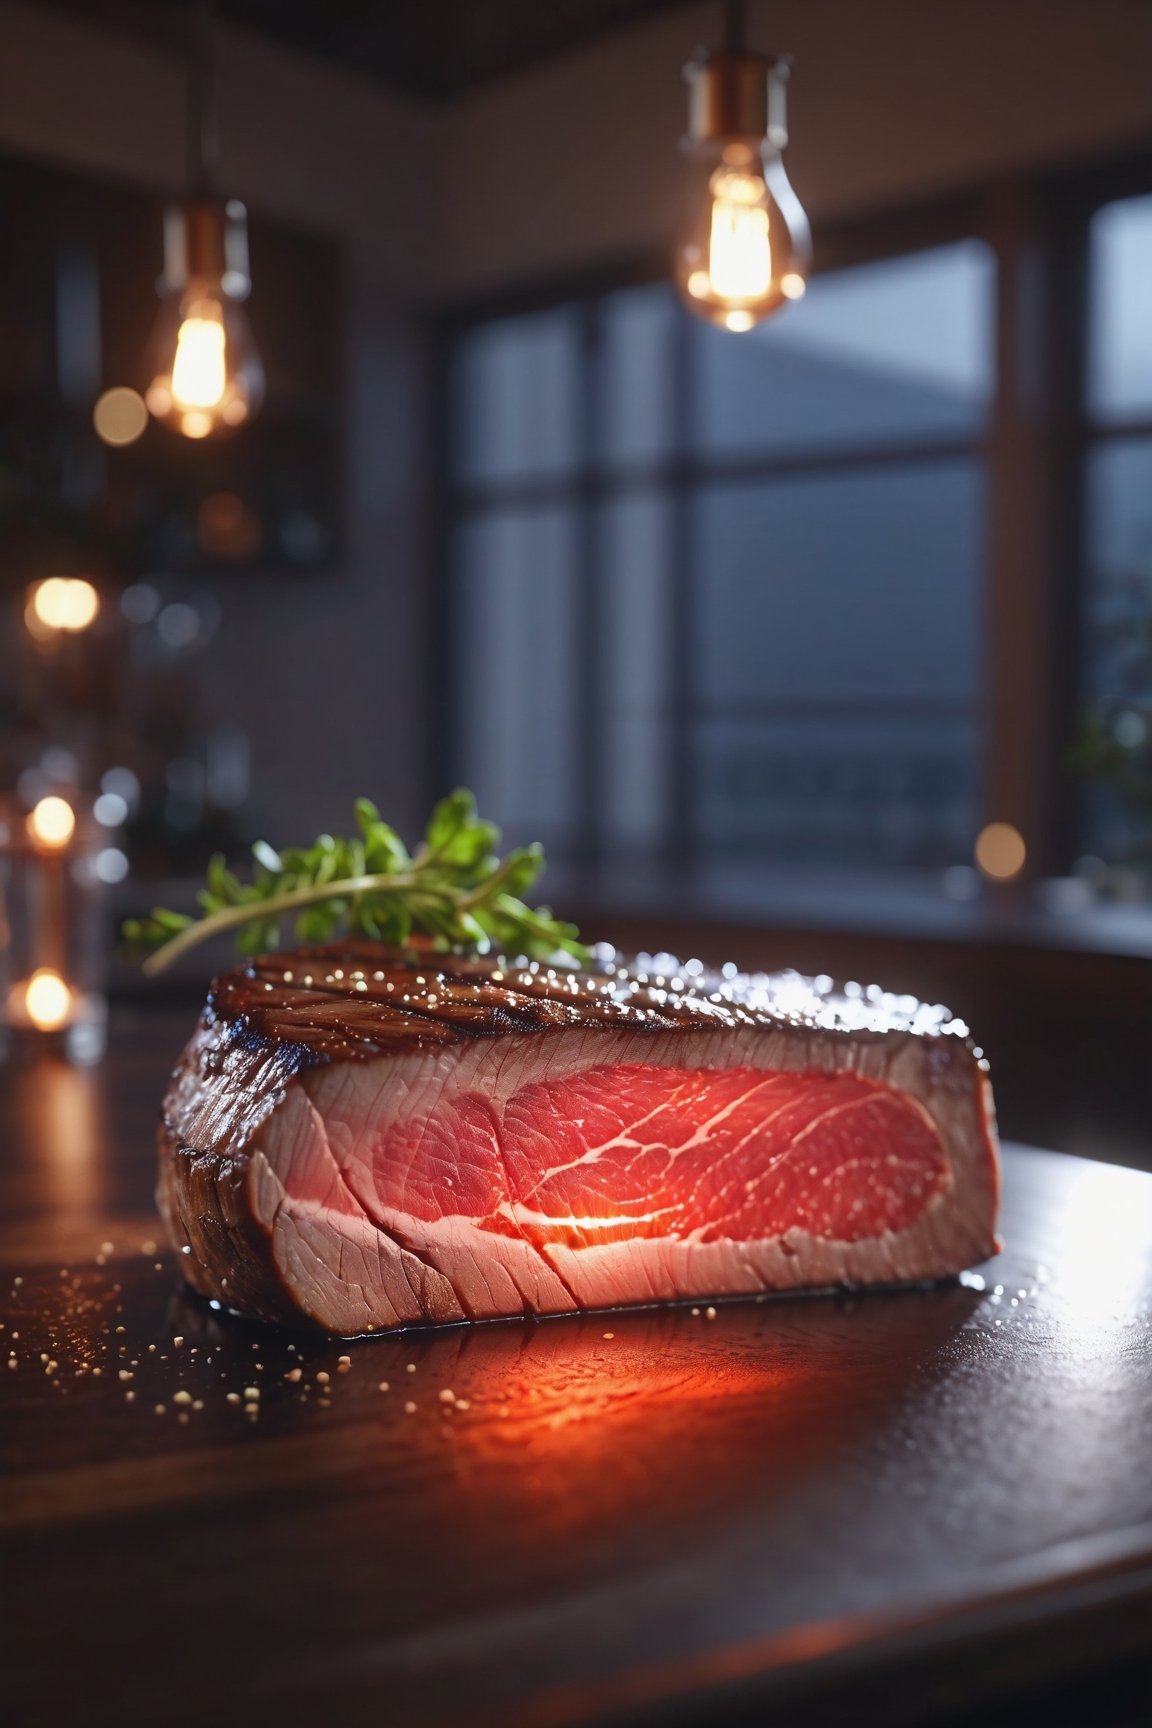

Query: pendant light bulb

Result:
[145,11,263,438]
[145,200,264,438]
[676,37,811,332]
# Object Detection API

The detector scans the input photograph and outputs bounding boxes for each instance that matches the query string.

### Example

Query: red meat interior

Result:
[368,1065,948,1248]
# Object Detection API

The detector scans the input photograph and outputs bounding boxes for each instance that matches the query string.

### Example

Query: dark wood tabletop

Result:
[3,1006,1151,1728]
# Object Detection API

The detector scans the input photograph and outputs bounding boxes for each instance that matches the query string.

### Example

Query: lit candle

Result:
[30,793,73,952]
[23,578,100,640]
[23,968,73,1032]
[26,795,77,851]
[1,792,108,1064]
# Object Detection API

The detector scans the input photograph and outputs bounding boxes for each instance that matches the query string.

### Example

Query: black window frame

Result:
[432,147,1152,891]
[1043,150,1152,868]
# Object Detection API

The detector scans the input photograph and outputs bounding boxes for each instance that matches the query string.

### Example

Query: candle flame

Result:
[27,796,76,851]
[26,578,99,635]
[25,969,73,1032]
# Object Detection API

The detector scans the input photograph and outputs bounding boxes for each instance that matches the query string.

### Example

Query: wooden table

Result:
[3,1008,1151,1727]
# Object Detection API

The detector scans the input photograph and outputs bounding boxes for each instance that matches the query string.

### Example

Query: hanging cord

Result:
[724,0,748,53]
[187,0,218,193]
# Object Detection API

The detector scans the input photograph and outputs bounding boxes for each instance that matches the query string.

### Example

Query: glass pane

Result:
[452,308,579,484]
[597,492,673,850]
[1089,195,1152,422]
[453,508,580,849]
[691,462,983,867]
[693,241,994,457]
[694,464,983,703]
[695,713,978,867]
[599,282,677,464]
[1079,438,1152,864]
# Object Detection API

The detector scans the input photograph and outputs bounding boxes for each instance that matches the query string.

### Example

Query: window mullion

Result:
[666,305,696,871]
[576,297,605,871]
[983,180,1071,878]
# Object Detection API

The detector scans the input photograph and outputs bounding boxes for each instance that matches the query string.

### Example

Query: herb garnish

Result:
[123,789,589,976]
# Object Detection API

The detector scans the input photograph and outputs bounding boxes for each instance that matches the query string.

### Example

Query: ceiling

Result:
[47,0,699,101]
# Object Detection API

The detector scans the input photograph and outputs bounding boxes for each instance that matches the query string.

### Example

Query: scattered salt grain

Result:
[377,1381,390,1393]
[404,1401,417,1414]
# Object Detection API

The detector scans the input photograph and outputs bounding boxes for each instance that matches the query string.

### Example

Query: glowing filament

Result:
[708,168,772,301]
[27,796,75,851]
[25,970,73,1032]
[171,304,228,410]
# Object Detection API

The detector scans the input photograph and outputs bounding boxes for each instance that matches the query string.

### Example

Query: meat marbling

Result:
[158,946,1001,1335]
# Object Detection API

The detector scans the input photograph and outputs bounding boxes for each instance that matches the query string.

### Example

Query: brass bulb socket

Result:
[683,50,791,148]
[161,198,252,299]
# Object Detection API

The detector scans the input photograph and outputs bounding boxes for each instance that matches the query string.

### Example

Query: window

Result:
[1081,192,1152,865]
[444,239,995,876]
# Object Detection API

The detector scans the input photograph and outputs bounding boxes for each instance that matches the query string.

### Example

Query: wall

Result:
[436,0,1152,297]
[0,0,437,842]
[3,0,1152,843]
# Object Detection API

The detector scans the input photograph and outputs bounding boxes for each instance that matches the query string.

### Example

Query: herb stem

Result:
[127,790,588,974]
[142,871,455,976]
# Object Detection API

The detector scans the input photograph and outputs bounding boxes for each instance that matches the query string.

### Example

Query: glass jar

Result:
[0,793,109,1065]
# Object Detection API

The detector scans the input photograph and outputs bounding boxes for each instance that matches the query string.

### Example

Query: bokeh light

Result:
[974,822,1027,881]
[93,792,128,828]
[197,490,263,561]
[25,577,100,636]
[24,969,73,1031]
[92,387,149,447]
[95,847,130,884]
[27,795,76,850]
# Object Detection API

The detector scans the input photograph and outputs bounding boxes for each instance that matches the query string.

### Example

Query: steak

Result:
[158,946,1000,1335]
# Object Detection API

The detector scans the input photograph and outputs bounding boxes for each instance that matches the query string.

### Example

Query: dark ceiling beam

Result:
[31,0,703,102]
